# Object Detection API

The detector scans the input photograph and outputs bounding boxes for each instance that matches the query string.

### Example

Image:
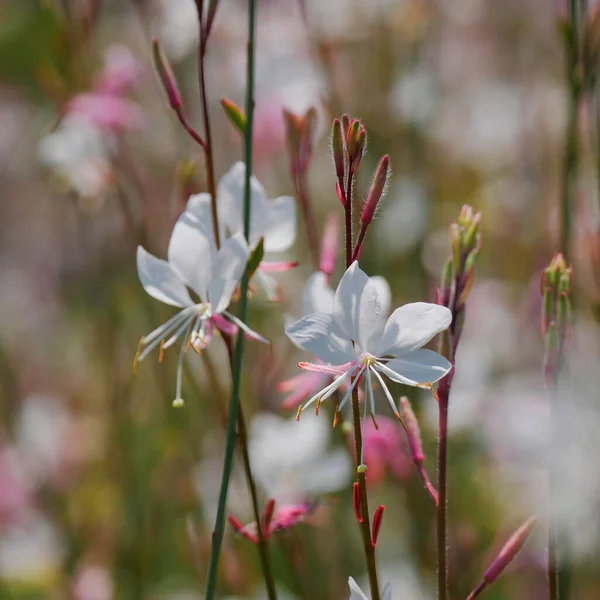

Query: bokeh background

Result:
[1,0,600,598]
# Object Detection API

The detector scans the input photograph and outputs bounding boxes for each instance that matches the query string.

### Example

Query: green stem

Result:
[344,174,380,600]
[203,0,258,596]
[351,388,381,600]
[223,337,277,599]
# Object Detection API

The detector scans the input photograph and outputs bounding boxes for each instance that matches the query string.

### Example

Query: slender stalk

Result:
[204,0,258,597]
[345,176,354,267]
[465,581,487,600]
[436,382,449,600]
[198,50,221,249]
[351,388,381,600]
[237,403,277,599]
[547,382,561,600]
[221,336,277,599]
[344,174,380,600]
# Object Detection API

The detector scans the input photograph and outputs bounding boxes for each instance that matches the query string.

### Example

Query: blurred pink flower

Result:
[68,93,144,132]
[72,565,113,600]
[349,416,411,486]
[0,447,32,526]
[93,45,144,96]
[229,499,314,544]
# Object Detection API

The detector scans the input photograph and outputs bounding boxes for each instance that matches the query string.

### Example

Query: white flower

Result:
[285,262,452,426]
[348,577,392,600]
[38,115,112,198]
[135,194,266,404]
[248,411,352,503]
[217,162,297,299]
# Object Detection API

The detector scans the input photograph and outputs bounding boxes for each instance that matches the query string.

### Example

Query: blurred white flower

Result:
[217,162,297,300]
[38,115,112,199]
[285,263,452,424]
[348,576,391,600]
[135,193,262,405]
[0,513,64,583]
[248,411,352,503]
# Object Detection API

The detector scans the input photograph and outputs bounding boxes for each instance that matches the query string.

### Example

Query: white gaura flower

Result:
[217,162,297,300]
[349,576,392,600]
[285,262,452,425]
[135,195,267,404]
[279,271,390,409]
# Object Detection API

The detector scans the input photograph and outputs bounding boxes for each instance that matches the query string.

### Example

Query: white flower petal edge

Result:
[285,262,452,426]
[348,577,391,600]
[348,577,370,600]
[135,203,267,405]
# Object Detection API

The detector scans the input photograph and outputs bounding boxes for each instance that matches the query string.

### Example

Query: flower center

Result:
[359,352,377,368]
[193,302,212,318]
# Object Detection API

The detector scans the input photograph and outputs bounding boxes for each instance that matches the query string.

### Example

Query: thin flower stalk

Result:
[436,205,481,600]
[204,0,276,598]
[542,253,572,600]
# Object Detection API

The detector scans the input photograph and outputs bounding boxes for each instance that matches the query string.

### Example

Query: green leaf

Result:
[246,237,264,279]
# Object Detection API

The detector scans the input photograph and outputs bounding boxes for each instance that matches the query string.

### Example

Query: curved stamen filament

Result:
[338,366,366,412]
[301,369,352,413]
[370,366,401,421]
[163,315,195,350]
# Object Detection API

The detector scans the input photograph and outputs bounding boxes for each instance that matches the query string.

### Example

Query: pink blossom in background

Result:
[0,448,32,526]
[350,416,412,486]
[72,565,113,600]
[93,45,144,96]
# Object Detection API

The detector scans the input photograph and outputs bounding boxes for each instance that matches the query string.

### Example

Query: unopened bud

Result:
[541,287,553,336]
[483,517,536,584]
[152,38,181,110]
[371,505,385,547]
[361,155,390,225]
[399,396,424,463]
[463,213,481,252]
[221,97,246,134]
[352,482,362,523]
[449,222,462,272]
[331,119,345,184]
[440,259,453,308]
[262,498,276,535]
[342,114,350,137]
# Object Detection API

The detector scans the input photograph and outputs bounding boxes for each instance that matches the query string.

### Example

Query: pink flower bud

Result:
[353,482,362,523]
[361,155,390,225]
[483,517,536,584]
[262,498,276,536]
[371,505,385,547]
[152,38,181,110]
[331,118,345,185]
[399,396,424,463]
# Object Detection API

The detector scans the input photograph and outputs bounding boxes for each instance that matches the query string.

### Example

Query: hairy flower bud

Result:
[371,505,385,547]
[331,118,345,186]
[361,155,390,225]
[399,396,424,464]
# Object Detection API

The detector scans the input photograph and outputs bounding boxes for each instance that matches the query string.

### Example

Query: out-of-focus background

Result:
[1,0,600,598]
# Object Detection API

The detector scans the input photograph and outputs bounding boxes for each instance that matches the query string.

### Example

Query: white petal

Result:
[253,271,281,301]
[333,262,381,351]
[286,313,355,365]
[136,246,193,307]
[303,272,335,315]
[262,195,297,252]
[381,582,392,600]
[207,278,238,314]
[168,211,216,301]
[212,232,250,284]
[374,302,452,356]
[184,193,215,230]
[217,161,267,244]
[371,276,391,318]
[377,348,451,386]
[348,577,370,600]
